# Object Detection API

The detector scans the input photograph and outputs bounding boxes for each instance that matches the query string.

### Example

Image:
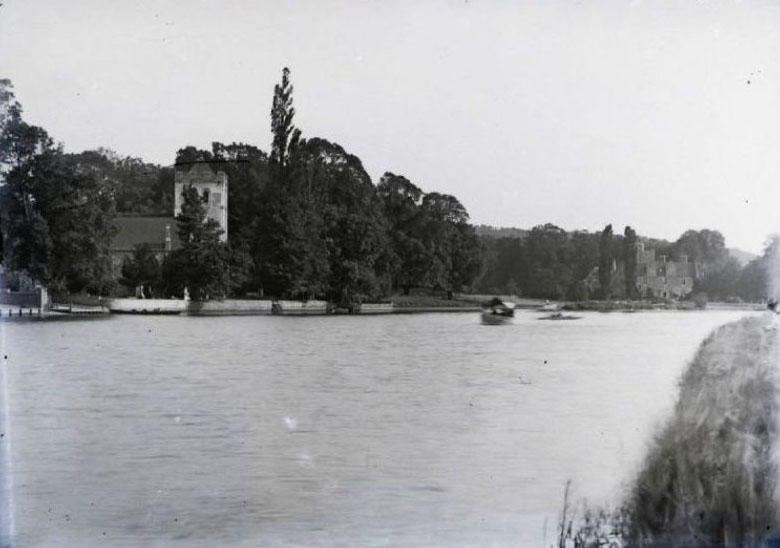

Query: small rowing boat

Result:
[481,298,515,325]
[538,311,582,321]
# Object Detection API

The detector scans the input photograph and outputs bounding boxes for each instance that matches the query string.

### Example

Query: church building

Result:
[109,161,229,279]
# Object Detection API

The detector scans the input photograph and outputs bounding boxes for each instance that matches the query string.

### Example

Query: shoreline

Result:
[2,297,764,320]
[561,300,764,312]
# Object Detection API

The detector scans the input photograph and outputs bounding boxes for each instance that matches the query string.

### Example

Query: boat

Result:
[481,297,515,325]
[538,311,582,321]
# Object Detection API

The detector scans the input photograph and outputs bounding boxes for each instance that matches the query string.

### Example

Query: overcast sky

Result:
[1,0,779,253]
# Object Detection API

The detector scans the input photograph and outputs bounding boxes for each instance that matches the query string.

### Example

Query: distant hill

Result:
[728,248,758,266]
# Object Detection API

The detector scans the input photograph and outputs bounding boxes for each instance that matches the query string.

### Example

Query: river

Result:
[0,309,760,547]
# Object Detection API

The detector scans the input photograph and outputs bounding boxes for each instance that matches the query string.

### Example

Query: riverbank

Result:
[560,300,765,312]
[627,314,779,545]
[23,292,764,318]
[562,314,780,546]
[101,295,484,316]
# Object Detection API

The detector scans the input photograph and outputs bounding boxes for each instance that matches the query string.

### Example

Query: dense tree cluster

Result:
[0,71,485,301]
[70,149,174,215]
[0,79,116,294]
[477,224,767,302]
[478,223,602,300]
[378,173,482,295]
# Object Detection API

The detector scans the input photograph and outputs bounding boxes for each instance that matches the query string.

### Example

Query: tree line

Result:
[476,223,770,302]
[0,70,775,303]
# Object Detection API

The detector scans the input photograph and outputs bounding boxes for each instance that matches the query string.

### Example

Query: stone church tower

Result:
[174,162,229,242]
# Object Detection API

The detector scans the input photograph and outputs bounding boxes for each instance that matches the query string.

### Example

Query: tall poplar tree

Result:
[255,67,328,298]
[598,224,614,299]
[270,67,301,178]
[623,226,638,299]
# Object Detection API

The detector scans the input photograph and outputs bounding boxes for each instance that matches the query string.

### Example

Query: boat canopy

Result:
[483,297,515,310]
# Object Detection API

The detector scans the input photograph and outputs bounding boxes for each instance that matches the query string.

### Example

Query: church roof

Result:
[111,216,181,252]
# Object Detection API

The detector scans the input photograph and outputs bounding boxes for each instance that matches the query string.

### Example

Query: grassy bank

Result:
[628,315,779,546]
[562,315,780,547]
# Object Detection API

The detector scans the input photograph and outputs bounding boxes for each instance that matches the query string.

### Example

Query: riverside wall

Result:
[272,300,328,315]
[0,287,49,309]
[102,298,469,316]
[106,298,331,316]
[106,298,186,314]
[354,303,394,314]
[187,300,273,316]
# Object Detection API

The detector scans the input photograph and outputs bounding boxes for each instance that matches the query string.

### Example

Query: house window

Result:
[212,192,221,206]
[202,189,210,203]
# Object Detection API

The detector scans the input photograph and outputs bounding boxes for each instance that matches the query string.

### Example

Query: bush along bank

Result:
[558,315,780,547]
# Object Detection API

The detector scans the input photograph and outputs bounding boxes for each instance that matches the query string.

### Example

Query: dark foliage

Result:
[165,185,228,301]
[120,243,161,297]
[0,82,116,293]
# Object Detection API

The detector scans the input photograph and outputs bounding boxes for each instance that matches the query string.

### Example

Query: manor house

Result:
[109,161,229,278]
[635,242,695,299]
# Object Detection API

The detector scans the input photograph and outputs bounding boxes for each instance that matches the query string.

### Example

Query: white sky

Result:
[1,0,779,253]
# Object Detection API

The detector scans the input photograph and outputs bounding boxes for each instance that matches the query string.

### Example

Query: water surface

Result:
[0,309,759,547]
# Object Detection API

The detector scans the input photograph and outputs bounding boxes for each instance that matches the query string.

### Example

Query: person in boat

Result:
[484,297,513,317]
[768,298,779,313]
